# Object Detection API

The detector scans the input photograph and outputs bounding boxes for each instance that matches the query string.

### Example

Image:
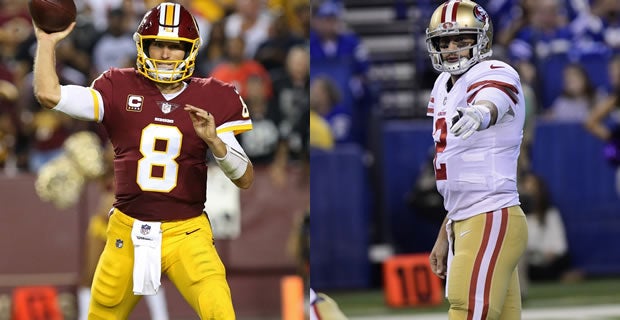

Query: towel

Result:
[131,220,162,295]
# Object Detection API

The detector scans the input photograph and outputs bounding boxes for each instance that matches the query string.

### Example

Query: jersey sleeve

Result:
[427,77,441,117]
[215,85,253,135]
[54,85,104,122]
[466,63,521,122]
[91,69,116,122]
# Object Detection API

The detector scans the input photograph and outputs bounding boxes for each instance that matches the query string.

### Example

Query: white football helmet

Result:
[425,0,493,75]
[133,2,202,83]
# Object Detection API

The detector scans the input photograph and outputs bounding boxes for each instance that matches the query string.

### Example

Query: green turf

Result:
[323,277,620,317]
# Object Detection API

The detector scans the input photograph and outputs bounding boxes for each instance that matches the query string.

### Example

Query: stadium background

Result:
[310,0,620,317]
[0,0,310,319]
[1,0,620,318]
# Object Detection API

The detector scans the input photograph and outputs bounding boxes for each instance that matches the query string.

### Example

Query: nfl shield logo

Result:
[141,224,151,235]
[161,102,172,114]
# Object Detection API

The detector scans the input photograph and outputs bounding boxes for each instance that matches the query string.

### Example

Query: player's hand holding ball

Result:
[28,0,76,34]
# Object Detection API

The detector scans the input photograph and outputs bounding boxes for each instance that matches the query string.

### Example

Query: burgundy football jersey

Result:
[92,68,252,221]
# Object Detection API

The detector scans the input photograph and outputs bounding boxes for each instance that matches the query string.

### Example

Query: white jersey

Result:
[426,60,525,221]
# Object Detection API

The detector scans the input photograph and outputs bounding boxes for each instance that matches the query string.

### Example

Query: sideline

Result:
[350,304,620,320]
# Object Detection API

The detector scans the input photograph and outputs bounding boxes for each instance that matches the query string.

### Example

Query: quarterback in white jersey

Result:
[427,59,525,221]
[426,1,528,320]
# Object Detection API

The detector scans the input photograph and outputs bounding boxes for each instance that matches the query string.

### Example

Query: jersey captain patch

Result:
[126,95,144,112]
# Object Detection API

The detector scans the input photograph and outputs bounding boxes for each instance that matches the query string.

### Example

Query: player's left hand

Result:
[450,105,484,139]
[185,104,217,143]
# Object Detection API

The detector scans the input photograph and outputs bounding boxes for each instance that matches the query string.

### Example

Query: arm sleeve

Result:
[473,87,515,123]
[54,85,105,122]
[218,130,247,157]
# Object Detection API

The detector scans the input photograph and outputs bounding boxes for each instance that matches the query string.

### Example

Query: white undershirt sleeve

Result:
[473,87,515,123]
[54,85,105,122]
[217,131,247,157]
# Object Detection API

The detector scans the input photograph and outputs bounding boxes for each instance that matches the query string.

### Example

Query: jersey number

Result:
[434,118,447,180]
[137,124,182,192]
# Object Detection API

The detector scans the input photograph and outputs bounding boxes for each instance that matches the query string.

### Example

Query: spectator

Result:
[0,66,18,172]
[210,36,273,99]
[509,0,572,65]
[309,108,334,150]
[508,0,573,108]
[254,12,305,74]
[272,46,309,161]
[91,7,135,75]
[518,172,582,284]
[546,63,601,122]
[310,0,371,146]
[590,0,620,53]
[197,21,227,77]
[238,75,281,164]
[584,54,620,194]
[0,0,32,60]
[309,76,352,144]
[293,0,310,39]
[224,0,274,59]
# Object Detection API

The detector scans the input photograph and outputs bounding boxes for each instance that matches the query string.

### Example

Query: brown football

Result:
[28,0,76,33]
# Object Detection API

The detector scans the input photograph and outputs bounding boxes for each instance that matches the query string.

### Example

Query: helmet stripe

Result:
[440,3,448,22]
[442,0,462,23]
[158,3,181,27]
[451,1,459,21]
[165,4,175,26]
[158,3,180,36]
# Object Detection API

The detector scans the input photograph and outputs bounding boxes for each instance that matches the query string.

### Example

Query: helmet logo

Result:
[441,22,454,30]
[473,5,488,23]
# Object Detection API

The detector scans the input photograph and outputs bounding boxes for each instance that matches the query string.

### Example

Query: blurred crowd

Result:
[0,0,310,180]
[309,0,620,160]
[308,0,620,291]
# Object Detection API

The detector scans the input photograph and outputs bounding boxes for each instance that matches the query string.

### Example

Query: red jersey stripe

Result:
[467,80,519,104]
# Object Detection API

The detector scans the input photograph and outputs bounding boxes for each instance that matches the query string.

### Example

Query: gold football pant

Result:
[88,208,234,319]
[448,206,527,320]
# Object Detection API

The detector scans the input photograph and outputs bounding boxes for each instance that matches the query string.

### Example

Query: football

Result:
[28,0,76,33]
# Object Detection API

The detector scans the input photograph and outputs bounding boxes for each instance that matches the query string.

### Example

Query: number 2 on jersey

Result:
[434,118,447,180]
[137,124,182,192]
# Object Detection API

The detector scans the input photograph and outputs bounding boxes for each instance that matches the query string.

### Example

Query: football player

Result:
[425,1,528,319]
[32,2,253,319]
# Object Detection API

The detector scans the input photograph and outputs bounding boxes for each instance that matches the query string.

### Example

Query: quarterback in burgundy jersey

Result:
[93,68,251,221]
[425,1,527,319]
[32,2,251,319]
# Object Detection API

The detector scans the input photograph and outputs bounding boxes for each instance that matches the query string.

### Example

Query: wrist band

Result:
[214,144,249,180]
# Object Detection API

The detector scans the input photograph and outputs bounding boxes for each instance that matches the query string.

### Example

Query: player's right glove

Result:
[450,103,491,139]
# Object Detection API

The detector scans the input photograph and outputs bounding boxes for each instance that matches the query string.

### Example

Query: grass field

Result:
[322,277,620,319]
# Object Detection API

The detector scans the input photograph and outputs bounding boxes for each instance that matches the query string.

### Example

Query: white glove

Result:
[450,104,491,139]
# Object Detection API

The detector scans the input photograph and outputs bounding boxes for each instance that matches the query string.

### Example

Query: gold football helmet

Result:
[425,0,493,75]
[133,2,201,83]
